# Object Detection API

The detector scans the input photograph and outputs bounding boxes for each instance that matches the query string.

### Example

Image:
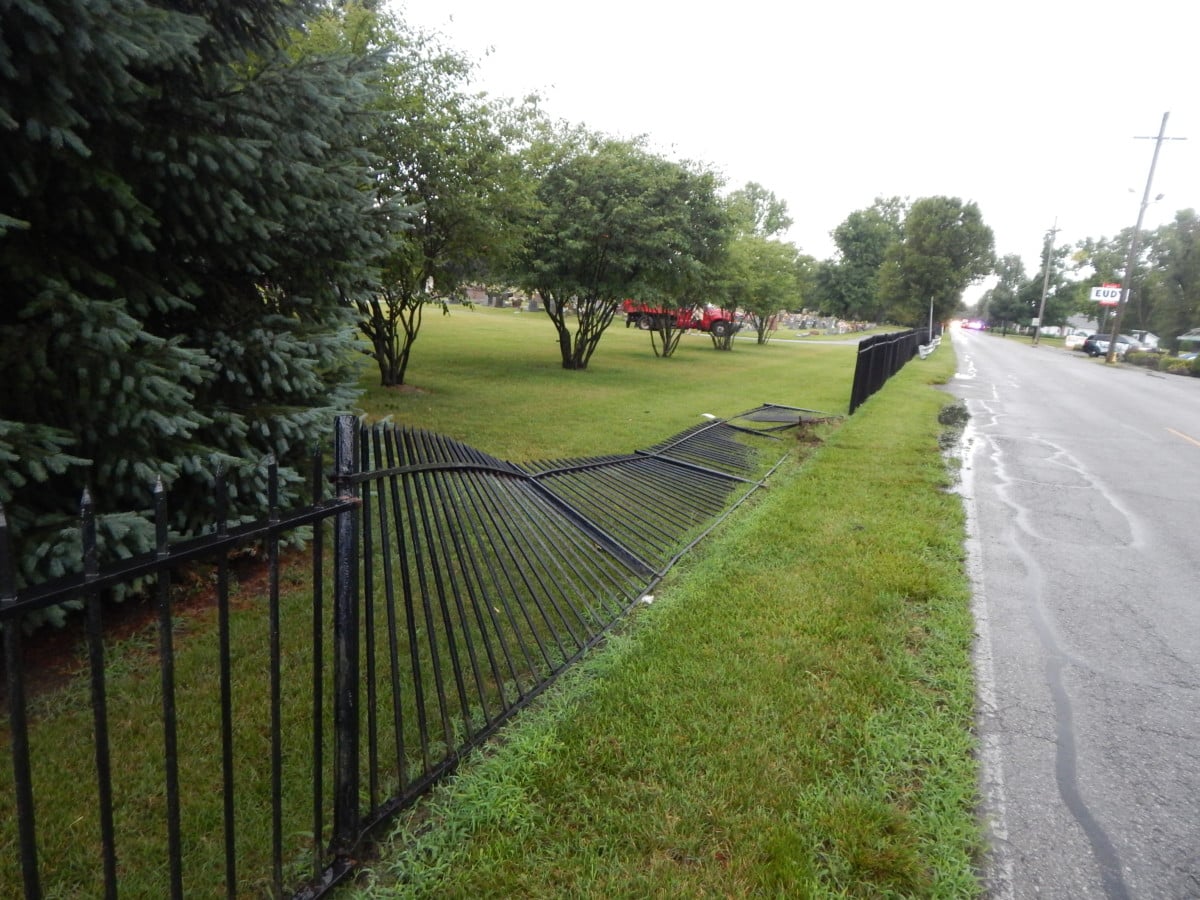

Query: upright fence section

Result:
[1,456,356,900]
[848,327,934,414]
[1,404,807,898]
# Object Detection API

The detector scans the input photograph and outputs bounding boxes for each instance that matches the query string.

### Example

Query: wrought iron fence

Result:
[848,327,934,414]
[1,405,806,898]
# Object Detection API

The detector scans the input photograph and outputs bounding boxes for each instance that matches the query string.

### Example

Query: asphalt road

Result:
[947,328,1200,899]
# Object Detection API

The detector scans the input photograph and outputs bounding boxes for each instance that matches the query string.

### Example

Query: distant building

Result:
[1177,328,1200,353]
[1128,329,1160,350]
[1065,315,1095,335]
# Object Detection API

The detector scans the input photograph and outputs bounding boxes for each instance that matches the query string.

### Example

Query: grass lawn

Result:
[1,307,979,898]
[355,305,851,459]
[344,313,981,898]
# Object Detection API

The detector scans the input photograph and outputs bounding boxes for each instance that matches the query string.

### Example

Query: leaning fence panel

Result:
[1,405,809,898]
[849,328,933,413]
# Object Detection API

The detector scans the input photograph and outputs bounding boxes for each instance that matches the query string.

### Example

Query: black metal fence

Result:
[1,406,804,898]
[848,327,934,414]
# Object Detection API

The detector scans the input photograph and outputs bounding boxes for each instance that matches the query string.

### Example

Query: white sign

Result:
[1090,286,1121,306]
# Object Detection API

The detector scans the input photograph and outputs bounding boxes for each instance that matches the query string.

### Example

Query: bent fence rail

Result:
[1,405,808,898]
[848,327,934,414]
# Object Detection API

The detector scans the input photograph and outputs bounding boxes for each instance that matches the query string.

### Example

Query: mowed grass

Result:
[1,308,979,898]
[346,320,982,898]
[356,305,851,459]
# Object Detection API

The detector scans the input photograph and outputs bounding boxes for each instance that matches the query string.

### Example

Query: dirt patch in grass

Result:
[796,416,841,445]
[1,550,285,705]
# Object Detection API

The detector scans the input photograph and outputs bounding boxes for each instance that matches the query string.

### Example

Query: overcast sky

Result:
[395,0,1199,305]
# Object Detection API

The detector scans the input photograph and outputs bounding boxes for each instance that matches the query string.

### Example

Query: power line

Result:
[1032,219,1059,346]
[1106,112,1188,363]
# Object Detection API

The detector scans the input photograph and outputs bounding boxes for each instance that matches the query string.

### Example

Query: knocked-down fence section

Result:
[848,327,935,414]
[1,404,810,899]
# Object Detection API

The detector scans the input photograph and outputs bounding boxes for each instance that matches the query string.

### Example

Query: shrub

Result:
[1125,351,1160,370]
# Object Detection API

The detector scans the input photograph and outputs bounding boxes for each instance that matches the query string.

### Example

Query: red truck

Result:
[621,299,737,337]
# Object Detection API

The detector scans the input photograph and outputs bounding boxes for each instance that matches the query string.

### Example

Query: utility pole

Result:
[1106,112,1187,363]
[1032,218,1059,346]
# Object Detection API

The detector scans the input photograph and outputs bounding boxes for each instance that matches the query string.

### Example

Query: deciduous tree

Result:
[642,166,731,359]
[518,139,726,369]
[1072,231,1152,333]
[322,7,538,386]
[725,182,793,239]
[1151,210,1200,345]
[813,197,906,321]
[984,254,1028,331]
[877,197,994,326]
[722,236,800,345]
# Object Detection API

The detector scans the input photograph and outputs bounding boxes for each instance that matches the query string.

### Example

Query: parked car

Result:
[1082,334,1142,358]
[1064,333,1088,350]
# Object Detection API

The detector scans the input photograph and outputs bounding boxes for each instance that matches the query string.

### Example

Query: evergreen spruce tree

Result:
[0,0,390,616]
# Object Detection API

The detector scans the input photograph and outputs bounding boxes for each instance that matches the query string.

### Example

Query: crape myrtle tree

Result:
[642,165,731,359]
[319,5,537,386]
[877,196,995,327]
[718,184,799,345]
[722,236,801,345]
[518,137,728,370]
[0,0,391,606]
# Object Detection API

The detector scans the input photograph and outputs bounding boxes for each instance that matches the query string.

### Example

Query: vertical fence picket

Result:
[397,428,455,766]
[405,429,476,743]
[153,477,185,900]
[81,490,118,900]
[424,444,507,726]
[369,425,408,793]
[359,432,380,811]
[450,470,530,707]
[383,427,432,777]
[1,502,40,899]
[309,450,326,874]
[214,469,237,898]
[266,456,284,895]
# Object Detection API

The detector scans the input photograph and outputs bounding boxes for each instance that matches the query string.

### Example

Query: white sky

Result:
[395,0,1199,305]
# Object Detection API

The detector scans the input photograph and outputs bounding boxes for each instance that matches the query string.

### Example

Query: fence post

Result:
[1,503,40,898]
[331,415,361,856]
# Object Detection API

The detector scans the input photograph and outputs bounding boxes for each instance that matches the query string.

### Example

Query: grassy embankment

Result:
[347,308,981,898]
[0,306,979,897]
